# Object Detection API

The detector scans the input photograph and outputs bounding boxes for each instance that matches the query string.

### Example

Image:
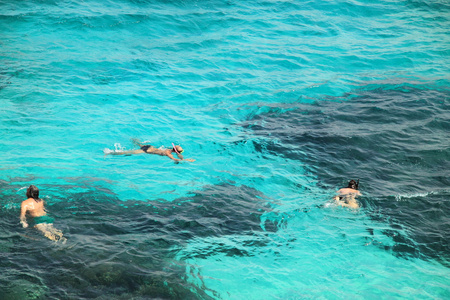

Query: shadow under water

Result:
[240,84,450,266]
[0,181,277,299]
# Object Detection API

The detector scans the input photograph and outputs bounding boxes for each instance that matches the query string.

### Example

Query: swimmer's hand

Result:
[184,159,195,162]
[20,220,28,228]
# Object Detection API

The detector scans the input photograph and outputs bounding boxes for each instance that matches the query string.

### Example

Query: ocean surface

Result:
[1,0,449,299]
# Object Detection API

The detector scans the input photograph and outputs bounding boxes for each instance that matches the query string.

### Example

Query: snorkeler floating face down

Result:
[103,140,194,162]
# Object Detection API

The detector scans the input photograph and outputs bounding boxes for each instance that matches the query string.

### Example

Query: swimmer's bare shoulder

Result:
[337,188,362,196]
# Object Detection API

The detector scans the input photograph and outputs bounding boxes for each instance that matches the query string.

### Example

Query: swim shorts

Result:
[34,215,54,225]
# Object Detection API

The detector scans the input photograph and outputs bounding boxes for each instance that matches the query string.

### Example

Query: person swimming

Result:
[334,179,362,209]
[20,185,66,242]
[103,139,195,162]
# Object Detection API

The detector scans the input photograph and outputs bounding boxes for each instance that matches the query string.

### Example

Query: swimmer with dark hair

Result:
[104,139,195,162]
[20,185,66,242]
[334,179,362,209]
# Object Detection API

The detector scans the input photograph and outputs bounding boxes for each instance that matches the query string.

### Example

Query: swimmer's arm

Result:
[334,189,343,201]
[19,202,28,228]
[176,154,195,162]
[167,153,182,161]
[168,153,195,162]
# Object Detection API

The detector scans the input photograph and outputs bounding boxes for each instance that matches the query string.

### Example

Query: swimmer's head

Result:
[172,143,184,154]
[347,180,358,190]
[26,185,40,201]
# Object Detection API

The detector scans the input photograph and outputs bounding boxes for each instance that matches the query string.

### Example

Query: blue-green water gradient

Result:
[1,0,449,299]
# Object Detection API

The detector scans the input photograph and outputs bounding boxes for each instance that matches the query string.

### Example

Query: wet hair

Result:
[26,185,41,201]
[347,180,358,190]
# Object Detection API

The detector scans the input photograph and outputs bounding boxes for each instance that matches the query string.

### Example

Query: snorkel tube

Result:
[356,179,360,190]
[172,143,184,154]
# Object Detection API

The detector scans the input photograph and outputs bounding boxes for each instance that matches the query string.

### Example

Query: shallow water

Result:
[1,0,449,299]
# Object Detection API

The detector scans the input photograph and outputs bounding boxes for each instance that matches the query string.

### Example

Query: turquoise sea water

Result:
[1,0,449,299]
